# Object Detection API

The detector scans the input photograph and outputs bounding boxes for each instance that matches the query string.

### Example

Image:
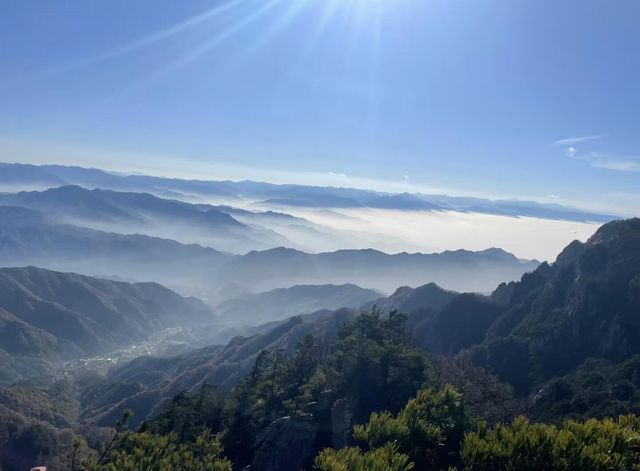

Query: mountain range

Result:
[217,246,538,294]
[0,185,289,253]
[0,204,539,297]
[65,217,640,427]
[0,206,233,298]
[0,162,615,222]
[2,160,638,467]
[0,216,638,464]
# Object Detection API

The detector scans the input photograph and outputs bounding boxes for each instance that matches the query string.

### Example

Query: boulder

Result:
[251,415,318,471]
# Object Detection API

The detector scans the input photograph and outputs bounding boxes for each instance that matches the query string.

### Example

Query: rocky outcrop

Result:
[330,397,354,449]
[476,218,640,391]
[251,415,318,471]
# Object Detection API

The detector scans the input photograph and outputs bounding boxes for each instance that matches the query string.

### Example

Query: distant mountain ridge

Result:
[0,162,615,222]
[218,245,539,293]
[0,185,241,225]
[0,205,539,296]
[0,206,233,298]
[214,284,381,326]
[0,185,289,253]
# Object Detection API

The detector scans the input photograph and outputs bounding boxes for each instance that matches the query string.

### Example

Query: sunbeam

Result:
[48,0,247,74]
[143,0,281,84]
[240,0,313,59]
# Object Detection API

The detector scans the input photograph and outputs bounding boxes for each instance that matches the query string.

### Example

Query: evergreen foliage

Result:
[220,309,429,467]
[462,415,640,471]
[353,385,466,470]
[314,444,414,471]
[316,385,465,470]
[81,429,231,471]
[317,309,430,422]
[5,305,640,470]
[141,383,226,442]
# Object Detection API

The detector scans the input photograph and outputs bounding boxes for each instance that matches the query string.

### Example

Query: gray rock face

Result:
[331,397,355,449]
[251,415,318,471]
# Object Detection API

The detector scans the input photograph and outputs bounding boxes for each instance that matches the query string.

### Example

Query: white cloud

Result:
[554,133,640,173]
[403,174,409,180]
[290,207,602,261]
[572,152,640,172]
[327,171,347,177]
[591,157,640,172]
[558,139,640,173]
[553,134,607,146]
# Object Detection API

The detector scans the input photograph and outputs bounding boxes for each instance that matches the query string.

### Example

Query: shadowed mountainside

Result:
[472,218,640,400]
[0,266,215,385]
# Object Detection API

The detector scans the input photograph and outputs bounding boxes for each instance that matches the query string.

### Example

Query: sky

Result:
[1,0,639,215]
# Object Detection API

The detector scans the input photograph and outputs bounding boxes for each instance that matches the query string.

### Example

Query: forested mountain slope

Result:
[0,267,214,384]
[474,219,640,385]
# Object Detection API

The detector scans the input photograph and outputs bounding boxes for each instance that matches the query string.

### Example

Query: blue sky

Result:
[1,0,639,215]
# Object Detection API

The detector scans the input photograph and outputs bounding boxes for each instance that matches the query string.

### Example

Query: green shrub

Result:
[82,429,231,471]
[462,415,640,471]
[315,385,466,470]
[314,443,414,471]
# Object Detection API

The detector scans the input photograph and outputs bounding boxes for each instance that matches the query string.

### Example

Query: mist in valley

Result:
[2,0,639,467]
